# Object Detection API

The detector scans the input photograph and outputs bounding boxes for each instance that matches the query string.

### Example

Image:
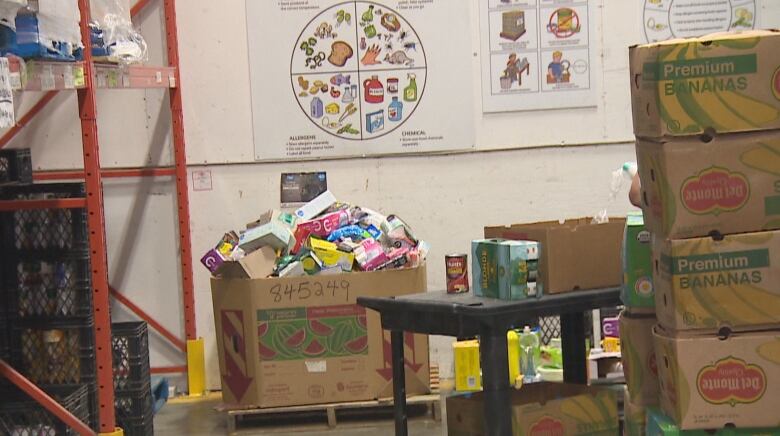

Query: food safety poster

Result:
[246,0,475,160]
[479,0,598,113]
[643,0,757,43]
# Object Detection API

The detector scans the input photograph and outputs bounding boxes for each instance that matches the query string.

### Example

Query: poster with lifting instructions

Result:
[479,0,598,113]
[246,0,475,160]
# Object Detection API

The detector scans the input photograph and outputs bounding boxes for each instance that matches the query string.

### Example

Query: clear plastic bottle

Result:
[519,326,540,383]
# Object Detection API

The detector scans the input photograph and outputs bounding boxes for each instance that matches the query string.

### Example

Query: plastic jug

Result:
[388,97,403,121]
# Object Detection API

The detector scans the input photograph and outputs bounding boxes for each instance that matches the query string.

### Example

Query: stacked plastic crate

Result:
[112,322,154,436]
[0,182,99,431]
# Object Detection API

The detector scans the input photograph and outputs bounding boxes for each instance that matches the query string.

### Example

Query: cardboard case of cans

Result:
[630,30,780,432]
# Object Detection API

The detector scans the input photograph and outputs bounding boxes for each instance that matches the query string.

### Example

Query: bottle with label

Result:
[404,73,418,102]
[388,97,403,122]
[364,75,384,104]
[519,325,540,383]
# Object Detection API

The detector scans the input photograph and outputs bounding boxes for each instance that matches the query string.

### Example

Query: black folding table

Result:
[357,287,621,436]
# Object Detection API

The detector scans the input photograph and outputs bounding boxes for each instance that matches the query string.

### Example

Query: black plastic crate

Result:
[115,384,153,422]
[112,322,150,392]
[2,254,92,320]
[0,148,33,185]
[0,384,90,436]
[117,414,154,436]
[0,182,88,254]
[10,318,96,385]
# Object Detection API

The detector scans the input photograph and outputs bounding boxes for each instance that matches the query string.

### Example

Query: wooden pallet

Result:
[221,364,441,434]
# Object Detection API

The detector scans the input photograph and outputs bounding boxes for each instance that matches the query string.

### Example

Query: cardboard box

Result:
[624,389,648,436]
[637,131,780,240]
[629,30,780,139]
[239,220,295,253]
[620,312,659,406]
[446,383,618,436]
[484,218,625,294]
[471,239,540,300]
[653,230,780,332]
[653,326,780,430]
[646,407,780,435]
[623,212,655,313]
[211,265,430,407]
[217,246,277,279]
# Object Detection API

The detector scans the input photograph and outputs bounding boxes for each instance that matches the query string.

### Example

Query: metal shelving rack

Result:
[0,0,195,434]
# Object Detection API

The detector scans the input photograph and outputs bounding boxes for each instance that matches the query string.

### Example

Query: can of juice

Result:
[446,254,469,294]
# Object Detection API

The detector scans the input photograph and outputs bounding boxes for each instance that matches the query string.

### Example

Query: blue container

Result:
[0,14,78,61]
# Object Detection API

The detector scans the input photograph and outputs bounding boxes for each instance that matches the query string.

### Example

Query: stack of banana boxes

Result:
[629,30,780,434]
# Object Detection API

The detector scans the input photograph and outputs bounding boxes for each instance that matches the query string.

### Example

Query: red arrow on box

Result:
[221,310,253,401]
[376,331,424,381]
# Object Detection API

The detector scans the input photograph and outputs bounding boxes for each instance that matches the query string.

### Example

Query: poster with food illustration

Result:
[480,0,597,112]
[247,0,474,160]
[643,0,757,43]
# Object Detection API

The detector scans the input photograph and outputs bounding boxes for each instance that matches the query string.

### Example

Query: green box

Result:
[472,239,540,300]
[646,408,780,435]
[621,212,654,313]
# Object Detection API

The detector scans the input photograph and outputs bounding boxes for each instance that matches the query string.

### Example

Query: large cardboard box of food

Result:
[653,326,780,430]
[646,407,780,435]
[629,30,780,139]
[652,230,780,332]
[446,382,618,436]
[637,131,780,240]
[211,265,430,407]
[484,218,625,294]
[624,389,648,436]
[623,212,655,313]
[620,312,659,406]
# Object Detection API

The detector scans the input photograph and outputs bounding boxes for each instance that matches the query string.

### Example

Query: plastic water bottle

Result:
[623,162,638,178]
[519,326,540,383]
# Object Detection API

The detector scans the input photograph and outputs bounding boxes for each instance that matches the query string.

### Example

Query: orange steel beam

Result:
[110,286,188,353]
[33,167,176,181]
[164,0,196,341]
[0,198,86,211]
[0,360,96,436]
[151,366,187,374]
[0,0,154,150]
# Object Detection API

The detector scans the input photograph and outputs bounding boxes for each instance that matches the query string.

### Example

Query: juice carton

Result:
[653,229,780,332]
[622,212,654,313]
[471,239,540,300]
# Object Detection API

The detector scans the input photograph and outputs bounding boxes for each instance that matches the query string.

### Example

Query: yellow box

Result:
[453,332,522,392]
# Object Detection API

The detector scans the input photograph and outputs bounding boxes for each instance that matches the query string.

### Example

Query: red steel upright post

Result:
[76,0,116,432]
[163,0,197,341]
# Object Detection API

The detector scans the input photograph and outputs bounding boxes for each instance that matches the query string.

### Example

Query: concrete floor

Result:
[153,395,443,435]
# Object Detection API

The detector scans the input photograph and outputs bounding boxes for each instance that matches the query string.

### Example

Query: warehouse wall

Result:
[2,1,779,391]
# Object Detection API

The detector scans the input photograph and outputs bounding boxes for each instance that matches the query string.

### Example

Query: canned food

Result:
[446,254,469,294]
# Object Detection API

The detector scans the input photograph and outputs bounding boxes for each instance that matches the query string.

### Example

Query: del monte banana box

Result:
[646,407,780,435]
[630,30,780,139]
[624,389,648,436]
[637,131,780,239]
[446,382,618,436]
[653,326,780,430]
[620,311,660,406]
[211,265,429,407]
[652,230,780,332]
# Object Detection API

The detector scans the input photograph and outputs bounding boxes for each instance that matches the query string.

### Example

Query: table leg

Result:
[561,312,588,384]
[479,330,512,436]
[391,329,408,436]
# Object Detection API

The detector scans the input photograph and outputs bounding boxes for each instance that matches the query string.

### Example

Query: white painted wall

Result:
[2,1,779,390]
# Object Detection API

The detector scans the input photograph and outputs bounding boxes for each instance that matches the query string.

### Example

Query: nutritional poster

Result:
[643,0,757,43]
[479,0,598,113]
[247,0,474,160]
